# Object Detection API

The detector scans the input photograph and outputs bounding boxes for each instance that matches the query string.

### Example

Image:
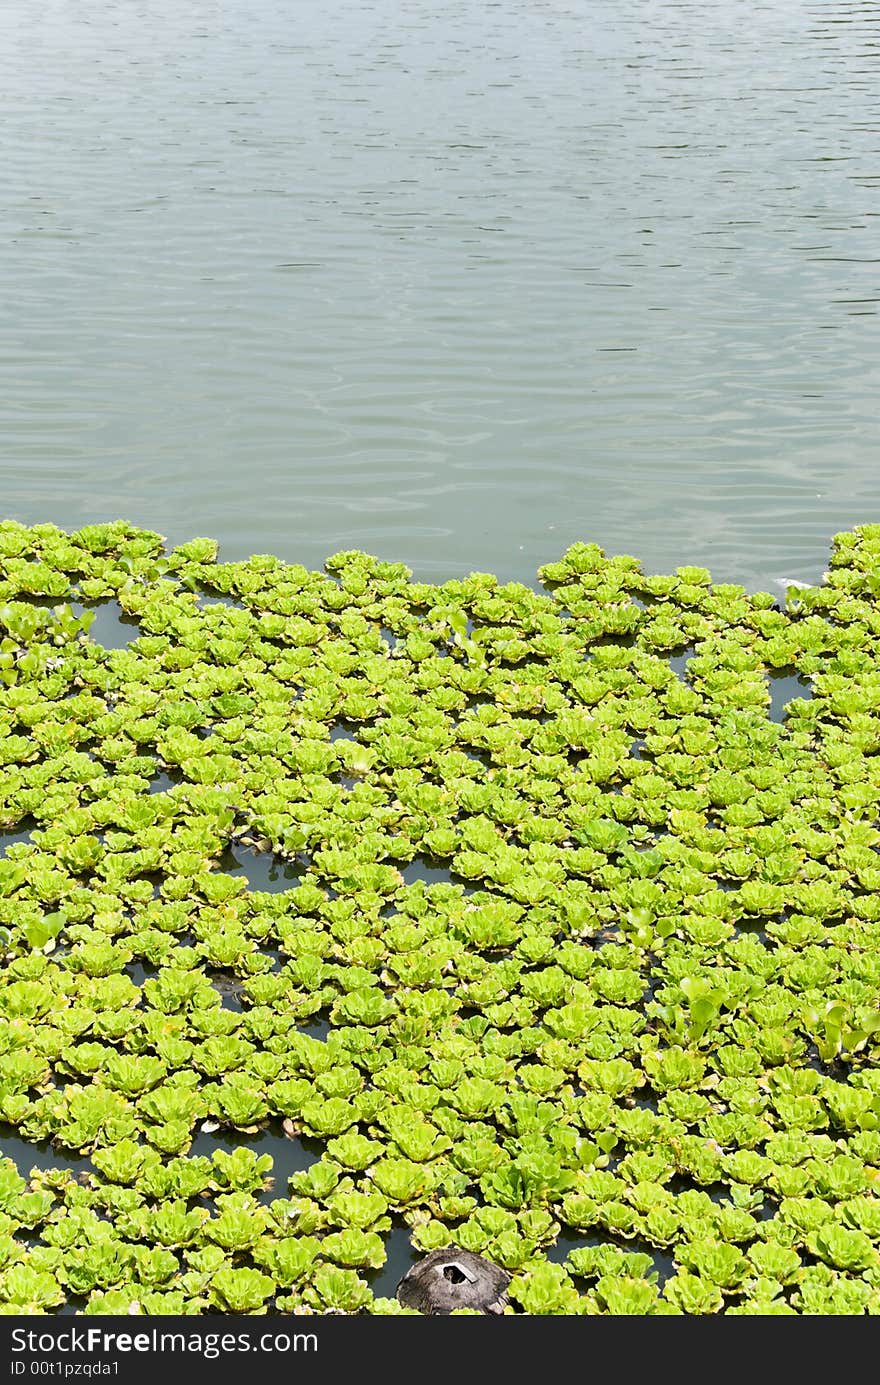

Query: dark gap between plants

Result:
[219,844,305,892]
[588,634,637,652]
[73,601,140,651]
[365,1221,420,1299]
[195,591,246,612]
[125,959,159,987]
[735,917,772,943]
[0,821,35,856]
[298,1013,332,1040]
[767,668,812,723]
[206,971,245,1012]
[402,856,456,888]
[545,1227,676,1286]
[149,769,182,795]
[0,1126,93,1181]
[15,594,76,608]
[460,746,494,770]
[190,1118,318,1202]
[144,871,165,900]
[329,720,360,742]
[667,647,695,680]
[49,1299,87,1316]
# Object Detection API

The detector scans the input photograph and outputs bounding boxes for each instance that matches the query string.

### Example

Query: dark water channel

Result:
[73,600,140,650]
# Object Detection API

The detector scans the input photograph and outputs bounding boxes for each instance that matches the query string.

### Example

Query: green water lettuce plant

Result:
[208,1266,275,1314]
[4,520,880,1315]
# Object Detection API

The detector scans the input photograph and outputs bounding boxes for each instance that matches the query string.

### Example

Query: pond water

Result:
[221,842,305,890]
[0,4,875,1307]
[0,1127,93,1182]
[1,0,878,588]
[73,600,140,650]
[546,1226,676,1286]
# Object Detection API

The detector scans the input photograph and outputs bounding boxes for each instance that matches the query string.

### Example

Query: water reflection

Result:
[668,648,695,681]
[0,1127,92,1181]
[149,769,181,795]
[220,843,304,890]
[190,1119,318,1202]
[401,855,455,888]
[0,1119,319,1210]
[368,1222,420,1300]
[196,591,246,612]
[768,668,813,722]
[545,1226,675,1286]
[1,1,878,589]
[73,601,140,651]
[298,1013,332,1041]
[0,822,35,857]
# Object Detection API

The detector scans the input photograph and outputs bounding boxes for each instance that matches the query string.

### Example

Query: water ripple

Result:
[0,0,878,586]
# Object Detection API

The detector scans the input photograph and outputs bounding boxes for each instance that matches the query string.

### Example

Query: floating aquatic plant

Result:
[1,520,880,1312]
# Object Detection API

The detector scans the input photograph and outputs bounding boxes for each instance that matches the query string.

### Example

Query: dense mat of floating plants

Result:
[1,520,880,1315]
